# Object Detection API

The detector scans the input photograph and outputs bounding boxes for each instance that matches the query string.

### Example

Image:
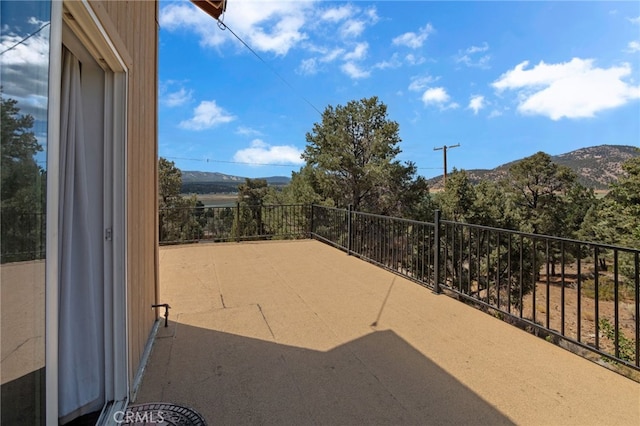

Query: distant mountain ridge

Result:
[429,145,638,190]
[181,170,290,185]
[180,170,291,194]
[181,145,638,194]
[181,171,245,183]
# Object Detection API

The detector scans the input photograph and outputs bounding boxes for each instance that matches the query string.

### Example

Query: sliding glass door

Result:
[0,1,51,424]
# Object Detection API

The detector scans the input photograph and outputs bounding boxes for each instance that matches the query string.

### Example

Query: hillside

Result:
[180,170,290,194]
[429,145,638,190]
[181,171,245,183]
[180,145,637,194]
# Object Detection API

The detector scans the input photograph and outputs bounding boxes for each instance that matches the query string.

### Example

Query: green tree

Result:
[502,152,594,276]
[607,154,640,247]
[581,154,640,282]
[233,178,268,238]
[432,170,537,308]
[159,157,182,206]
[563,181,596,236]
[302,96,429,216]
[504,152,577,235]
[158,157,199,242]
[436,169,476,222]
[472,179,518,229]
[237,178,268,206]
[1,95,46,262]
[267,164,330,206]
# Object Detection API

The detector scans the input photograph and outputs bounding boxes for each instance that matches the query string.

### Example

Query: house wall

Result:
[90,0,159,386]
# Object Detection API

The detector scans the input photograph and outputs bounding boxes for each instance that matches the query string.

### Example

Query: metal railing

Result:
[159,203,310,244]
[310,205,640,372]
[158,202,639,372]
[0,210,46,263]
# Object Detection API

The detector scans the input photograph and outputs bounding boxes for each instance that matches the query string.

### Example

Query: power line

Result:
[215,20,324,116]
[164,155,440,171]
[165,156,302,167]
[0,22,50,56]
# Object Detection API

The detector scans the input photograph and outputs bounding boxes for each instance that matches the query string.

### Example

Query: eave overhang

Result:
[191,0,227,21]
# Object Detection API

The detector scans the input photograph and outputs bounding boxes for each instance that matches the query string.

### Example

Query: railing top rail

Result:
[310,204,345,213]
[351,210,436,228]
[160,203,309,211]
[441,219,640,253]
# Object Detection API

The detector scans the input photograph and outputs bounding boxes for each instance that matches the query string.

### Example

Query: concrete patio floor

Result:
[136,240,639,425]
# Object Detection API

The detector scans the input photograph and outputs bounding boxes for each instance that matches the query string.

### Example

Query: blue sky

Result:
[158,0,640,179]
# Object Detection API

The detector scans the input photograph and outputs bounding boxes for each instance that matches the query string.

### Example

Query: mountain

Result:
[428,145,638,191]
[180,170,291,194]
[181,171,245,183]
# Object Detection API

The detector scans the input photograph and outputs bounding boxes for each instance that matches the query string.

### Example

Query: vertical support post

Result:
[635,252,639,367]
[235,202,240,242]
[433,210,441,294]
[347,204,353,255]
[309,204,315,238]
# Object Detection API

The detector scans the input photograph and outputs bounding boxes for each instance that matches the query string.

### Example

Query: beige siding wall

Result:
[91,0,159,385]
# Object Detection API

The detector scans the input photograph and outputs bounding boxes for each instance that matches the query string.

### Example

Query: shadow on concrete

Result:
[143,321,514,425]
[1,368,45,425]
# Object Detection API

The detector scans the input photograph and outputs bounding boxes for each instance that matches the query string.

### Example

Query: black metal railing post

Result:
[235,202,240,242]
[433,209,441,294]
[347,204,353,255]
[309,204,315,238]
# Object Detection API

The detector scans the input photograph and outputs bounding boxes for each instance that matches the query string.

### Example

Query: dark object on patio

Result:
[121,403,206,426]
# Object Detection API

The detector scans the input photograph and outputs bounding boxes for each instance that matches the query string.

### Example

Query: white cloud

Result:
[1,18,51,121]
[493,58,640,120]
[408,75,438,92]
[343,42,368,61]
[488,110,503,119]
[233,139,304,165]
[160,1,314,56]
[466,42,489,54]
[365,7,380,23]
[162,87,193,107]
[322,48,345,62]
[421,87,459,109]
[628,16,640,25]
[297,58,318,75]
[468,95,485,115]
[236,126,262,137]
[341,20,365,38]
[392,23,434,49]
[374,53,402,70]
[180,100,236,130]
[341,62,370,79]
[404,54,426,66]
[455,42,491,68]
[249,14,308,56]
[627,41,640,52]
[422,87,449,104]
[321,5,354,22]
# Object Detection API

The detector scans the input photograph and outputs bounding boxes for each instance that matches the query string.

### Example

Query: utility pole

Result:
[433,143,460,187]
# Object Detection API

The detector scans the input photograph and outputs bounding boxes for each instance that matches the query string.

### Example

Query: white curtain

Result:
[58,47,104,422]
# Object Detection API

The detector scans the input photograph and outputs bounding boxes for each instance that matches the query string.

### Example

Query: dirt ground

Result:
[521,276,636,355]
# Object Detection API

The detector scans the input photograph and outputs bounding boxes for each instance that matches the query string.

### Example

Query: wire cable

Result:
[216,20,324,117]
[164,156,440,171]
[165,156,303,167]
[0,22,50,56]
